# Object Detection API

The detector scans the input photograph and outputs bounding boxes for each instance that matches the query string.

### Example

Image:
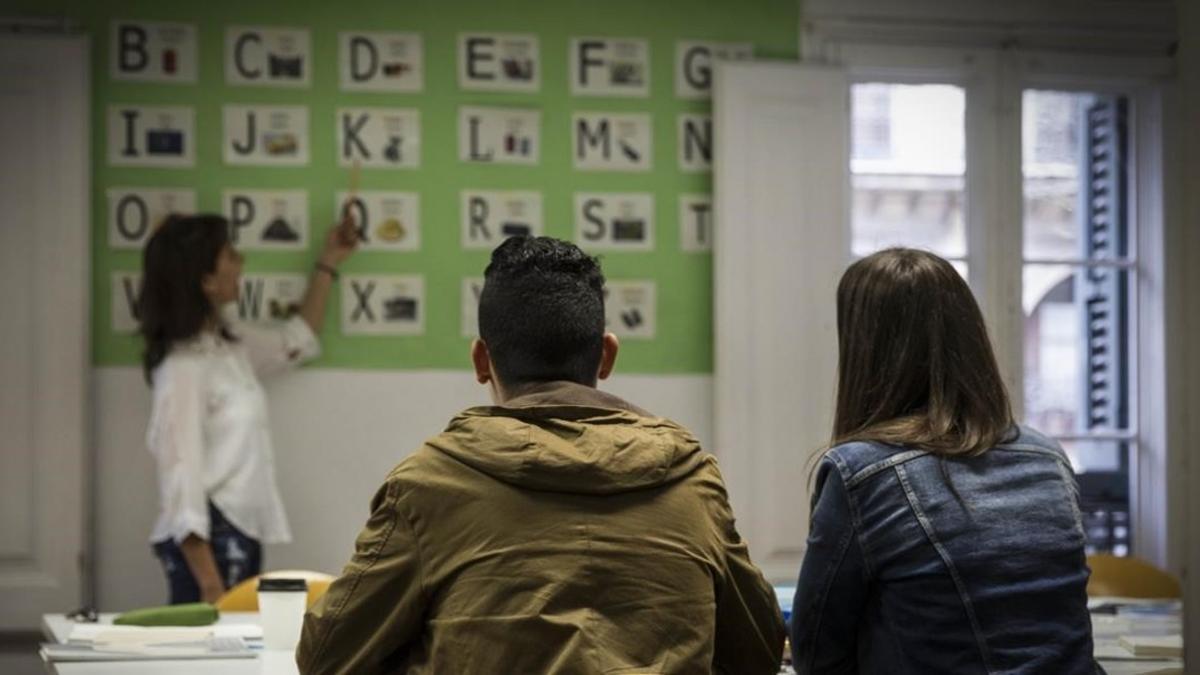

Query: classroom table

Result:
[41,612,297,675]
[43,605,1183,675]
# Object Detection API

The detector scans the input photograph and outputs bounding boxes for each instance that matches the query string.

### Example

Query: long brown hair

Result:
[138,214,233,384]
[830,248,1014,457]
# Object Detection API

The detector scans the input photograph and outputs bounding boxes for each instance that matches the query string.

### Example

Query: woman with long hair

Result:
[790,248,1098,673]
[139,212,357,604]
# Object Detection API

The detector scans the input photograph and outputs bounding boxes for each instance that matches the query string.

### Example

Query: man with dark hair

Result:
[297,237,785,674]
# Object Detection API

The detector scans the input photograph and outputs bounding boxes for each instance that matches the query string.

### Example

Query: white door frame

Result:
[0,33,91,630]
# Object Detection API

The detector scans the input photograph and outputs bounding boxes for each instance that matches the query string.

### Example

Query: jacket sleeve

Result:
[296,477,425,675]
[711,475,787,674]
[790,459,870,674]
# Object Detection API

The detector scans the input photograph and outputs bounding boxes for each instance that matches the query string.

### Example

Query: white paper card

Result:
[570,37,649,97]
[458,33,539,92]
[461,277,485,338]
[111,272,142,333]
[675,41,753,98]
[458,106,540,165]
[107,188,196,249]
[572,112,652,171]
[108,105,195,168]
[605,281,656,339]
[679,194,713,252]
[460,190,543,249]
[223,105,309,166]
[110,20,198,83]
[338,32,423,92]
[234,274,307,323]
[337,107,421,168]
[225,26,311,88]
[575,192,654,251]
[221,190,308,250]
[678,113,712,171]
[342,275,425,335]
[335,190,421,251]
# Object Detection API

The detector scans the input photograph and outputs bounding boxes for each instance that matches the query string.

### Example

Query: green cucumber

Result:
[113,602,219,626]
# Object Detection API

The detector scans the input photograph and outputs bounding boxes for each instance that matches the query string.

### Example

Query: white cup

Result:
[257,577,308,650]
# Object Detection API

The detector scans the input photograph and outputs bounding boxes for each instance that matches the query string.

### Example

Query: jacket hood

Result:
[427,382,707,495]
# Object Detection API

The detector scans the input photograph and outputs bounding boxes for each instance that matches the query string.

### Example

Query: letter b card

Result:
[110,20,197,83]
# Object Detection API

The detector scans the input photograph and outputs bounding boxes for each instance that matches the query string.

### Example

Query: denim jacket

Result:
[790,426,1099,674]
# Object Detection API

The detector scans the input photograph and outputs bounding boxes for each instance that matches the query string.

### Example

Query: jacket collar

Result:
[501,380,653,417]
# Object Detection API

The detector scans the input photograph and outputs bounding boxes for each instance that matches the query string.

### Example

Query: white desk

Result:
[41,613,298,675]
[42,606,1184,675]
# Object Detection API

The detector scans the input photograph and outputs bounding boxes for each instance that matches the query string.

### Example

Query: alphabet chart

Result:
[86,1,794,374]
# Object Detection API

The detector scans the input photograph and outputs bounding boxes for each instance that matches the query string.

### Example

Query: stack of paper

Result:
[41,626,257,662]
[1117,634,1183,658]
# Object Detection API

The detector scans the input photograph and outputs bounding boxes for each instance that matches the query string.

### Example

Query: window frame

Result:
[832,40,1174,566]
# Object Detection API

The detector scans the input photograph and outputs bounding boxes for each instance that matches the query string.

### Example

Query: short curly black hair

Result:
[478,236,606,387]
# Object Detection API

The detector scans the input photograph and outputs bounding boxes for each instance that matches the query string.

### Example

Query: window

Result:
[842,50,1164,558]
[1022,91,1134,555]
[850,83,967,276]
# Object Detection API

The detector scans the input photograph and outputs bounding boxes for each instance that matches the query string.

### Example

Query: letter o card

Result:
[223,105,309,166]
[338,32,423,92]
[604,281,656,339]
[334,190,421,251]
[342,275,425,336]
[675,41,753,99]
[107,187,196,249]
[110,20,198,83]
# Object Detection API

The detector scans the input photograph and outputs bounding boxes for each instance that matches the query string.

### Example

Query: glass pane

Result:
[1023,265,1132,434]
[851,83,966,258]
[1064,440,1132,556]
[1022,90,1131,260]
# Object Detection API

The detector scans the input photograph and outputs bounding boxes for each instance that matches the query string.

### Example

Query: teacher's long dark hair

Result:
[830,248,1015,457]
[137,214,233,384]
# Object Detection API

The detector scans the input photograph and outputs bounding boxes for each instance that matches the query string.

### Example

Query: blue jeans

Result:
[152,502,262,604]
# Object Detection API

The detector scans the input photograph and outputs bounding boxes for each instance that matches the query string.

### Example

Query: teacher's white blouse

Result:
[147,308,319,545]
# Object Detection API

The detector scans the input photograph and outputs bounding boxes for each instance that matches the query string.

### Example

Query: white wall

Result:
[93,367,712,610]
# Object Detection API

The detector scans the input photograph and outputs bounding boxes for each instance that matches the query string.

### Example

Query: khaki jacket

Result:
[296,382,784,674]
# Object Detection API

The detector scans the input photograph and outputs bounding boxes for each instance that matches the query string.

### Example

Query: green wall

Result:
[17,0,798,372]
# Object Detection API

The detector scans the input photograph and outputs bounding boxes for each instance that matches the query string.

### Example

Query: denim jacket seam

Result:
[894,463,996,675]
[824,454,876,578]
[843,483,876,580]
[803,519,857,674]
[844,449,931,489]
[993,444,1072,465]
